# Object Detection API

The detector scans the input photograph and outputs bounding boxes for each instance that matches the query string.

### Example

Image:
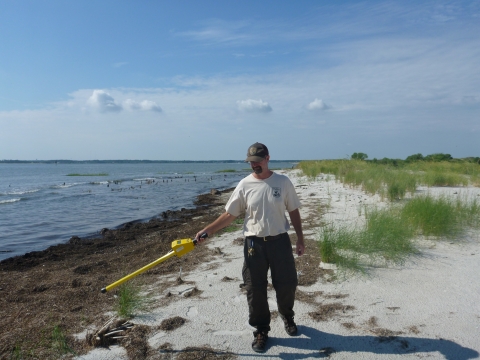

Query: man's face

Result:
[250,156,269,174]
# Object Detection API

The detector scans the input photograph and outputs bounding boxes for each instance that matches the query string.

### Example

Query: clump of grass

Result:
[51,325,75,355]
[223,225,239,233]
[222,218,243,233]
[318,226,363,273]
[215,169,236,173]
[10,344,23,360]
[116,283,147,318]
[360,208,417,263]
[318,227,339,263]
[421,171,468,187]
[401,195,480,238]
[318,207,418,273]
[66,173,109,176]
[318,193,480,274]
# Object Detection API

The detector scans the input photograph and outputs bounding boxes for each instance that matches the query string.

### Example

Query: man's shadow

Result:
[264,326,479,359]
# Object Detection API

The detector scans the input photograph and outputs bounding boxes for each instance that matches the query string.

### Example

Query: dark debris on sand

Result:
[159,316,187,331]
[175,345,236,360]
[0,188,233,359]
[308,303,356,322]
[153,343,236,360]
[0,185,332,359]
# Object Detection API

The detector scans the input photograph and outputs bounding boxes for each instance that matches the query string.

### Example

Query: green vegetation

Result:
[10,344,23,360]
[298,153,480,202]
[319,207,417,273]
[66,173,109,176]
[308,153,480,273]
[115,283,147,318]
[215,169,237,173]
[51,325,75,355]
[317,194,480,273]
[223,217,244,233]
[402,195,480,237]
[351,152,368,160]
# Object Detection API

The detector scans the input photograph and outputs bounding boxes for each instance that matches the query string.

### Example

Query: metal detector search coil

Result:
[100,234,207,293]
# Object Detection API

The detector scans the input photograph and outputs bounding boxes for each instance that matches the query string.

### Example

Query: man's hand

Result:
[195,231,209,244]
[288,209,304,256]
[195,212,237,245]
[296,238,305,256]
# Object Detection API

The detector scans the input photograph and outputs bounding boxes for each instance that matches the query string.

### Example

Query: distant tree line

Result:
[350,152,480,166]
[0,159,299,164]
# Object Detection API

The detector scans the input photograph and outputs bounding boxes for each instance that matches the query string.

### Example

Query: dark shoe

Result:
[252,331,268,353]
[281,315,298,336]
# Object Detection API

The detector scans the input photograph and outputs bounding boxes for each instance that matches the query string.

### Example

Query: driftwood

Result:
[86,317,134,347]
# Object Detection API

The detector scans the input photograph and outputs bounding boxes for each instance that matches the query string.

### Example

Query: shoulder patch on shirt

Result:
[272,187,281,198]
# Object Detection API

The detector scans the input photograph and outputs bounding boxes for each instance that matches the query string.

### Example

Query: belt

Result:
[247,233,285,241]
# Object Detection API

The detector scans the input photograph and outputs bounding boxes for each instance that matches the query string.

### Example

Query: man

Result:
[195,142,305,353]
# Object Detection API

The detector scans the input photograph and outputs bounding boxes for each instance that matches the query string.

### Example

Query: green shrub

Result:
[351,152,368,160]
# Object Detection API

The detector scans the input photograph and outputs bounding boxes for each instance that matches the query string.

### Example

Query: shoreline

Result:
[0,184,237,264]
[0,187,236,358]
[2,170,480,359]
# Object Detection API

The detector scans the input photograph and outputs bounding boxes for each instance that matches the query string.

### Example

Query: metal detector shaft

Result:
[101,251,176,293]
[100,233,207,293]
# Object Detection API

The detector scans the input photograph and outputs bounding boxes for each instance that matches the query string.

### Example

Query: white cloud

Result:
[87,90,122,112]
[123,99,141,110]
[123,99,162,112]
[139,100,162,112]
[236,99,272,113]
[307,98,330,111]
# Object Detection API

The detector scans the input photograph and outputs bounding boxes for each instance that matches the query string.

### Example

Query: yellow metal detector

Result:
[100,233,207,293]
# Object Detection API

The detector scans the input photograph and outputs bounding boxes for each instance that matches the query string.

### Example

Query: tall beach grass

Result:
[401,195,480,238]
[318,207,417,273]
[298,159,478,202]
[318,194,480,273]
[115,282,148,318]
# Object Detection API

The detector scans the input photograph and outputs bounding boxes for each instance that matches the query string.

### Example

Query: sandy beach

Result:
[1,169,479,360]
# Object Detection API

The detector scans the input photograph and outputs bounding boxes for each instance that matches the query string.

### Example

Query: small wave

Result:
[0,198,21,204]
[133,177,156,182]
[51,182,84,189]
[8,189,40,195]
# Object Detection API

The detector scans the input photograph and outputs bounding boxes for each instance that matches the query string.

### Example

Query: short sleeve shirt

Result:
[225,172,301,237]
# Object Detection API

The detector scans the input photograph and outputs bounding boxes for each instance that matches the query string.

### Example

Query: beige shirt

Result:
[225,172,301,237]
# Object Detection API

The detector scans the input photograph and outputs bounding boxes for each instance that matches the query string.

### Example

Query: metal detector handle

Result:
[193,232,208,245]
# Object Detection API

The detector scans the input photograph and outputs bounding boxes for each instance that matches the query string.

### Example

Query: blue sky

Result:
[1,0,479,160]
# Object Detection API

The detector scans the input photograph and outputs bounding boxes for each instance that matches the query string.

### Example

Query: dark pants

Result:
[242,232,298,333]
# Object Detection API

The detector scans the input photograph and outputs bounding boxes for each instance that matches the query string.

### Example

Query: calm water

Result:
[0,161,297,260]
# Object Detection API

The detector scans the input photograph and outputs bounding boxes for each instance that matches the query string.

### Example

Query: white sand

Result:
[76,170,480,360]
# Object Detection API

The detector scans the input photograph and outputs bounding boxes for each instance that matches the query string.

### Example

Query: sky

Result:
[1,0,479,161]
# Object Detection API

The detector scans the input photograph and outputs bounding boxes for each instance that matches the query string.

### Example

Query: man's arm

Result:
[195,212,237,243]
[288,208,305,256]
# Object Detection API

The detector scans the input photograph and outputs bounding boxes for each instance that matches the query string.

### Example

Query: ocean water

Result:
[0,161,297,260]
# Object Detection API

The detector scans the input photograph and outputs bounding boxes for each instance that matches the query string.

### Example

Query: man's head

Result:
[246,142,270,175]
[245,142,269,162]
